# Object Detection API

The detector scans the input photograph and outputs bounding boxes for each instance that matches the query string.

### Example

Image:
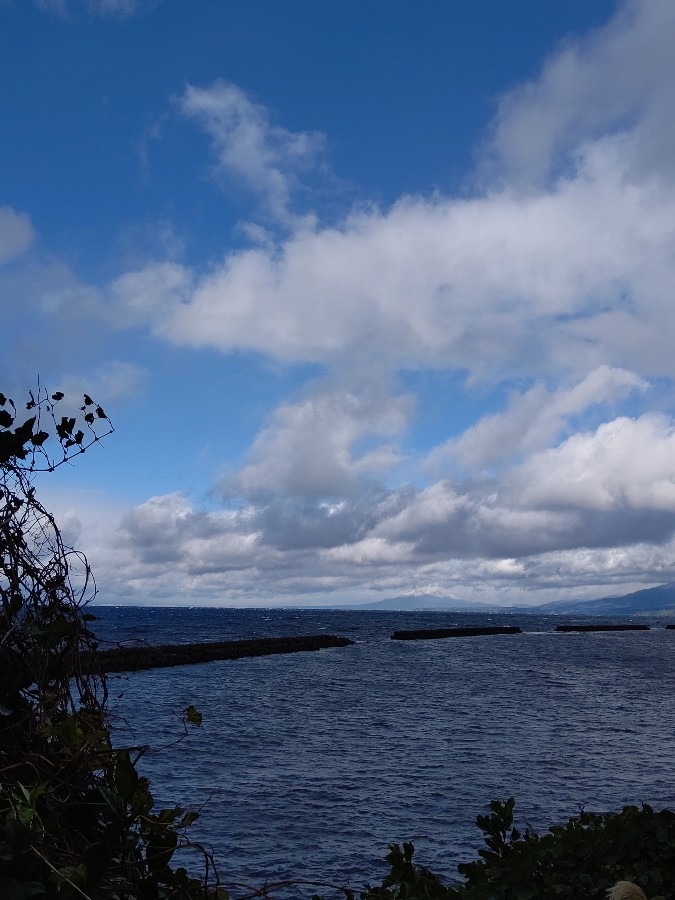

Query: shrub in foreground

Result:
[0,388,225,899]
[358,799,675,900]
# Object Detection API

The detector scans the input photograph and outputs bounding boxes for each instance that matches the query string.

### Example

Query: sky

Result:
[2,0,675,608]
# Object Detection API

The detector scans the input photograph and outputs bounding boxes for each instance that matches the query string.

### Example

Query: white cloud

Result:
[233,384,411,500]
[21,1,675,607]
[121,137,675,383]
[324,537,416,565]
[511,414,675,513]
[483,0,675,187]
[178,81,326,227]
[117,492,262,571]
[151,2,675,382]
[90,3,675,387]
[109,262,192,329]
[0,207,34,266]
[429,366,648,473]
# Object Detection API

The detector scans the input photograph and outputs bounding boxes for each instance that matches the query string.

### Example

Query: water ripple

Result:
[98,608,675,896]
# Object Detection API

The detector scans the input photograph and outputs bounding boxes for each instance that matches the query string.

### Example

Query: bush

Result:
[0,387,226,899]
[359,798,675,900]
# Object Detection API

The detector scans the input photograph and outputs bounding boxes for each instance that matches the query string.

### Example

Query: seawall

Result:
[84,634,354,673]
[555,624,650,632]
[390,626,522,640]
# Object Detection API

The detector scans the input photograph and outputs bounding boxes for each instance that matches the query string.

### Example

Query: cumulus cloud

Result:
[115,126,675,383]
[117,492,262,572]
[108,414,675,588]
[511,414,675,513]
[29,1,675,605]
[483,0,675,187]
[106,446,675,605]
[109,262,193,329]
[232,384,411,500]
[178,81,326,227]
[429,366,648,473]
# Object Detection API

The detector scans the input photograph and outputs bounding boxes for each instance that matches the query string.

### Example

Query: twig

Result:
[30,845,93,900]
[227,877,357,899]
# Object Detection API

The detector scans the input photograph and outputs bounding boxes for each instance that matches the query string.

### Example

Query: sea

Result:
[91,605,675,897]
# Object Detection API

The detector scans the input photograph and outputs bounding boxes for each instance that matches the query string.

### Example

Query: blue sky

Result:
[3,0,675,607]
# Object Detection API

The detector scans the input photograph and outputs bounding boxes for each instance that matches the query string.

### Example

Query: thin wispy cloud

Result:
[428,367,648,474]
[178,81,326,228]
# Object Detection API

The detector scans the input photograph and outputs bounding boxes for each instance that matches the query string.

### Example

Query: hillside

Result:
[533,582,675,616]
[351,592,502,612]
[350,583,675,615]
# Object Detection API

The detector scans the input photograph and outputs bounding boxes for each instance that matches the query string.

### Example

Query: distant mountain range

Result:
[351,583,675,616]
[350,593,502,612]
[531,582,675,616]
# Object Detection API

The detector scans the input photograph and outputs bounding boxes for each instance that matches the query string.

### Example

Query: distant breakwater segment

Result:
[390,626,522,640]
[83,634,354,673]
[82,622,673,673]
[555,624,650,632]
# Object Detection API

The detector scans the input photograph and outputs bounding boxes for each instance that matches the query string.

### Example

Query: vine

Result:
[0,386,226,899]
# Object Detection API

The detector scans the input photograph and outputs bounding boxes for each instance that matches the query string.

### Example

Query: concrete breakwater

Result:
[390,626,522,640]
[555,624,650,632]
[84,634,354,673]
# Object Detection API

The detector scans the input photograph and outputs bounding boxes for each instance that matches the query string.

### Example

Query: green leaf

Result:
[0,410,13,428]
[154,807,182,825]
[177,810,200,828]
[17,804,35,826]
[183,704,203,727]
[114,750,139,801]
[146,826,178,874]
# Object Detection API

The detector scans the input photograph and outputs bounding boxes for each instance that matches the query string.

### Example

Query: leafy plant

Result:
[0,386,225,899]
[355,799,675,900]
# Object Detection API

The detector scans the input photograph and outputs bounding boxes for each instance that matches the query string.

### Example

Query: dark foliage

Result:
[357,798,675,900]
[0,387,226,899]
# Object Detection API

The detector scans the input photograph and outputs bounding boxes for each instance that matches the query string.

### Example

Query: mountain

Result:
[350,583,675,615]
[532,582,675,616]
[351,592,501,612]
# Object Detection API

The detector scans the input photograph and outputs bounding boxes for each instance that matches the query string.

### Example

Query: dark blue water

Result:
[91,606,675,897]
